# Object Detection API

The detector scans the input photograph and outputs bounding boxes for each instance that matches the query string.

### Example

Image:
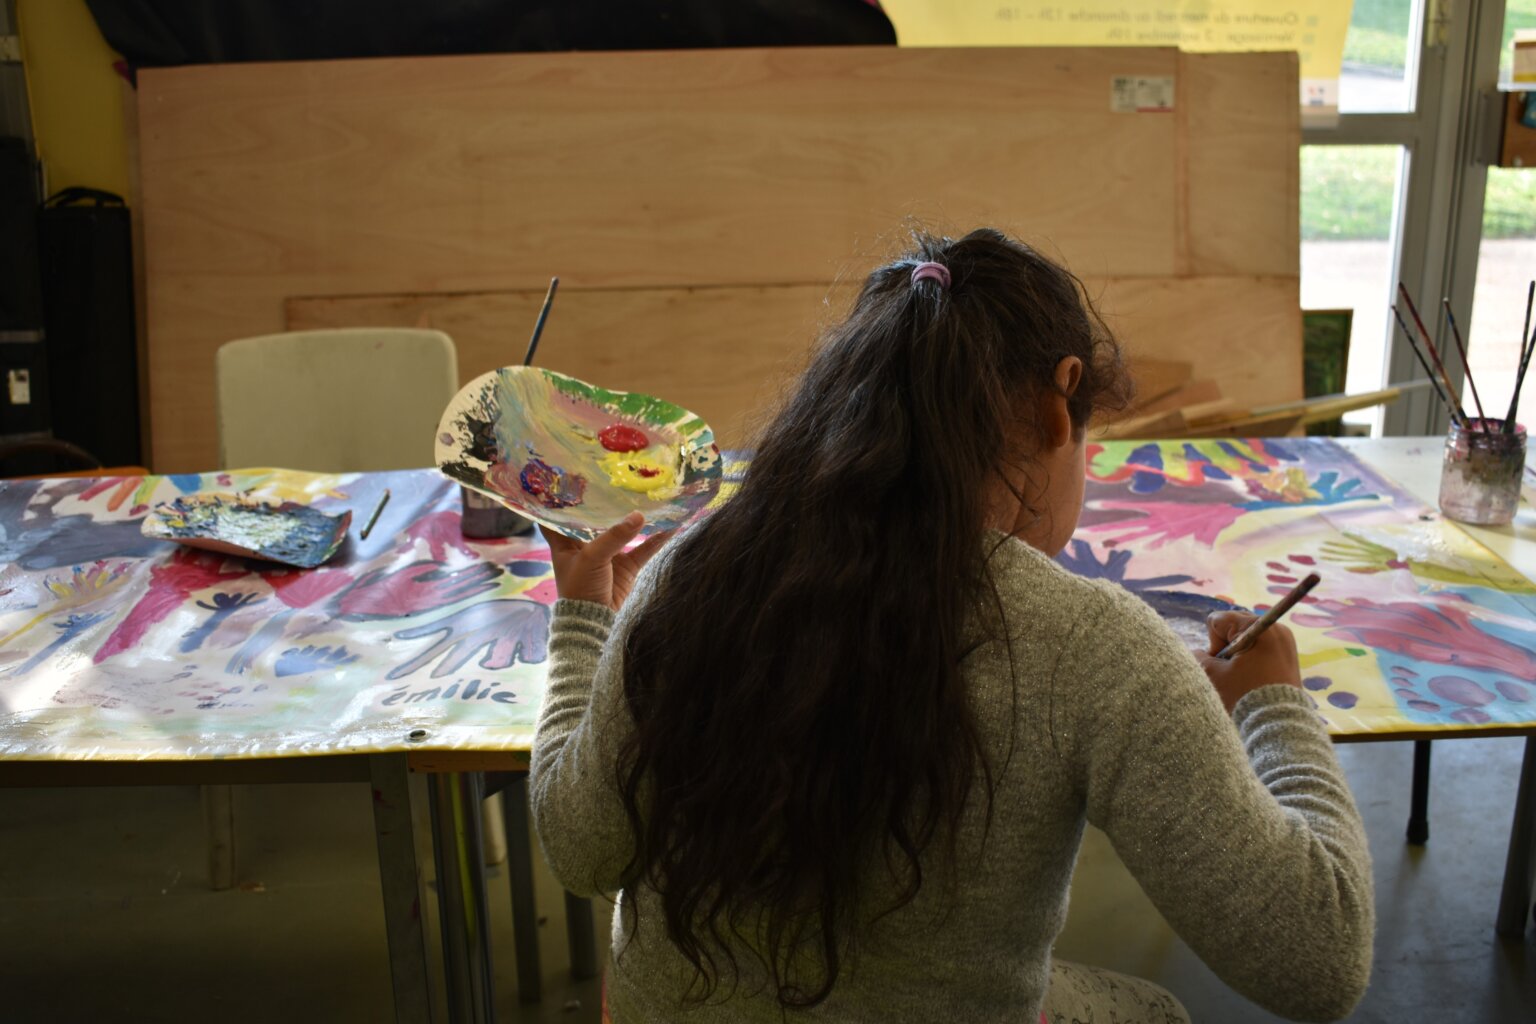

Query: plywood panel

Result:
[286,274,1300,448]
[139,47,1181,289]
[138,46,1298,471]
[1098,275,1301,411]
[1181,52,1300,276]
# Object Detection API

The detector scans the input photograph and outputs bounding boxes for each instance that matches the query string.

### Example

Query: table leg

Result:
[565,891,599,980]
[1495,736,1536,937]
[429,771,496,1023]
[202,783,237,889]
[370,754,436,1023]
[1407,739,1432,845]
[502,774,543,1003]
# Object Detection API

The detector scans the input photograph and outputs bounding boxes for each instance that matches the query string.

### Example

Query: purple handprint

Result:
[386,599,550,680]
[337,560,502,620]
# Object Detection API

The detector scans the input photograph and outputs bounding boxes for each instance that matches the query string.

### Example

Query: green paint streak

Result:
[545,370,688,425]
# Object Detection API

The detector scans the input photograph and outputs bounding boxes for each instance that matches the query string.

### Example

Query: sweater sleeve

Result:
[528,594,636,897]
[1051,586,1375,1022]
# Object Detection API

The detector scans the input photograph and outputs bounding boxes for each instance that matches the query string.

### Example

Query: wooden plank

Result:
[1123,357,1194,410]
[287,274,1300,449]
[1127,378,1223,418]
[1181,52,1299,277]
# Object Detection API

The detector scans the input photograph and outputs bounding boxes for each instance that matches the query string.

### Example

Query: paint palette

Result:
[142,494,352,568]
[436,366,722,542]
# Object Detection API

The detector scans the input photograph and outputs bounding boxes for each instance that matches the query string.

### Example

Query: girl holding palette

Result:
[532,229,1374,1023]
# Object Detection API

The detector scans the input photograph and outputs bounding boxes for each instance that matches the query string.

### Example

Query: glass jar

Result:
[459,485,534,538]
[1438,419,1527,527]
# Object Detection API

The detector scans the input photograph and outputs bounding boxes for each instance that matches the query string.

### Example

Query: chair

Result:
[208,328,513,883]
[216,328,457,472]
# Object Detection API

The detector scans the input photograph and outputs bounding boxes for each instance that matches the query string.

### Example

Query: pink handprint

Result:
[1293,597,1536,678]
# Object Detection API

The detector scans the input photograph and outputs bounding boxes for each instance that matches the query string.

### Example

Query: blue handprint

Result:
[180,592,265,653]
[11,611,112,675]
[275,644,361,677]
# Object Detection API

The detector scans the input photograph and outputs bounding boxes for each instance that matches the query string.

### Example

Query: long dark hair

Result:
[616,229,1131,1007]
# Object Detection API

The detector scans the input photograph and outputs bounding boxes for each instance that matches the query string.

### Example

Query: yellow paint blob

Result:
[597,451,679,501]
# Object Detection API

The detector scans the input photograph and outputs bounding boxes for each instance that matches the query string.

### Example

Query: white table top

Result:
[1339,437,1536,582]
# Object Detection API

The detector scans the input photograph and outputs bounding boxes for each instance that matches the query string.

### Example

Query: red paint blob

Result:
[599,424,649,452]
[635,465,660,478]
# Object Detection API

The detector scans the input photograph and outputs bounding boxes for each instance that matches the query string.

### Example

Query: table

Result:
[2,439,1533,1022]
[0,466,571,1022]
[1335,437,1536,936]
[1071,436,1536,937]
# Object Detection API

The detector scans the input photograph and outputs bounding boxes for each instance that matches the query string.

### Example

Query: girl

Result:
[532,229,1374,1023]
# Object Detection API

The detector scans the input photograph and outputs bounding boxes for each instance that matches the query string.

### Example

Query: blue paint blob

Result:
[506,560,551,578]
[1126,443,1165,495]
[1302,675,1332,691]
[1326,691,1358,710]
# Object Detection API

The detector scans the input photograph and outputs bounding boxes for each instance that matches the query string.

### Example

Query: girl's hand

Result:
[540,512,676,612]
[1194,610,1303,713]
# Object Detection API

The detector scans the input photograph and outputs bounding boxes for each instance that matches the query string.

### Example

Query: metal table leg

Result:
[1407,739,1432,845]
[370,754,436,1023]
[565,891,599,980]
[429,771,496,1022]
[1496,736,1536,937]
[502,774,543,1003]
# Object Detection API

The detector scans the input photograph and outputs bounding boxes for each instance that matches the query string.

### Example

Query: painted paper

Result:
[1,442,1531,762]
[0,461,747,761]
[1071,439,1536,733]
[437,366,722,542]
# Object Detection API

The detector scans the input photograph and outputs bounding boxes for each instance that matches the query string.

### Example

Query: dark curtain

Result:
[86,0,896,68]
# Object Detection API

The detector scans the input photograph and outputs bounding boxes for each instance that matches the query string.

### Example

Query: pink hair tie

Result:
[910,261,951,290]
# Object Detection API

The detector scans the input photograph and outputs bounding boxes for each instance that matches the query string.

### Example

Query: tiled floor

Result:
[2,736,1532,1022]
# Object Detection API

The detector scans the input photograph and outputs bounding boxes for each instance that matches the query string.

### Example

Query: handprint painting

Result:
[0,468,561,758]
[1069,439,1536,733]
[437,366,722,542]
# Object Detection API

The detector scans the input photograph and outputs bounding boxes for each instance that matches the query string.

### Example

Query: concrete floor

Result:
[1,738,1532,1022]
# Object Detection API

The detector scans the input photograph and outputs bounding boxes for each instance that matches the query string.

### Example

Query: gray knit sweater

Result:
[530,534,1374,1023]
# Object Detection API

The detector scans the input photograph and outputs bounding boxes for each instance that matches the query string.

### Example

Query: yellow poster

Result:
[880,0,1354,104]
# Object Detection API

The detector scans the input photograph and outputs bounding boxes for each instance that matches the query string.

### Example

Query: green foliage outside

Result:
[1344,0,1536,74]
[1307,2,1536,241]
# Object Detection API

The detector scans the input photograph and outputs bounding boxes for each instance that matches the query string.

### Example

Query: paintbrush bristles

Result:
[1441,299,1488,425]
[1398,283,1469,428]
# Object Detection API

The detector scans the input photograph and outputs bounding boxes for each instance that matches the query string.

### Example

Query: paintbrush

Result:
[359,489,391,541]
[1398,284,1470,428]
[1504,280,1536,434]
[523,277,560,367]
[1441,299,1488,425]
[1217,572,1321,660]
[1390,305,1462,425]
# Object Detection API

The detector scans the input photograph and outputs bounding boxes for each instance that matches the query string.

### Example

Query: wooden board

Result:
[138,47,1299,471]
[286,275,1300,448]
[1180,53,1300,277]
